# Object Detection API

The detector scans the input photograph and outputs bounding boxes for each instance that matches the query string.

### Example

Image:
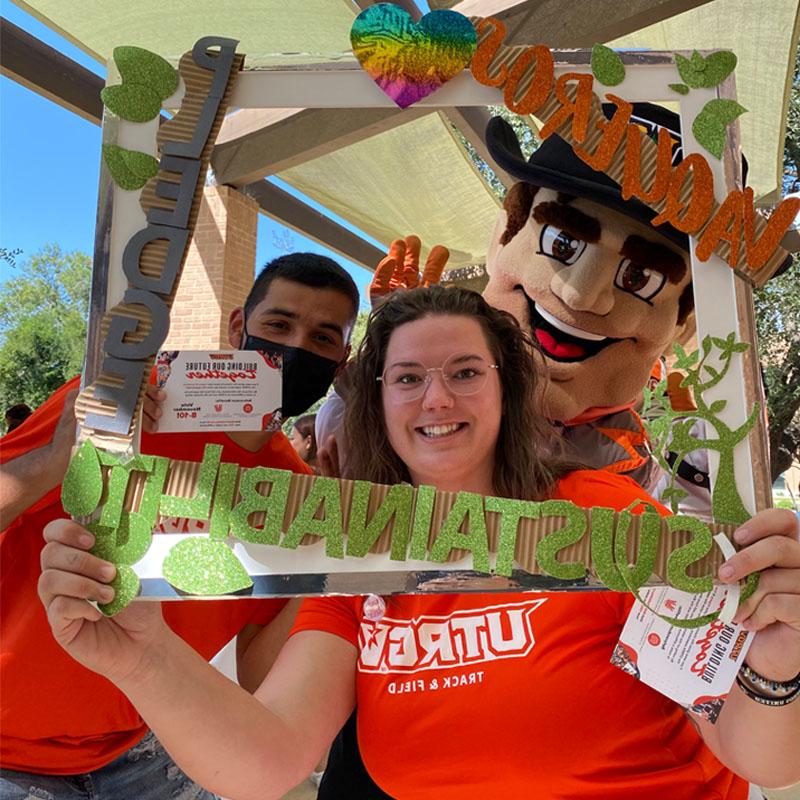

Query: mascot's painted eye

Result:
[538,225,587,265]
[614,258,666,302]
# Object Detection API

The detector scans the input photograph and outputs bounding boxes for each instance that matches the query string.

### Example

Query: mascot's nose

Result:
[549,258,615,316]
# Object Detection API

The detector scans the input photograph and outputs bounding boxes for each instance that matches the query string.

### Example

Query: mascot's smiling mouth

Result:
[519,289,622,363]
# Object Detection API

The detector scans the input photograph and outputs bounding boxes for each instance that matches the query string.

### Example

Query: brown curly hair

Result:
[344,286,570,500]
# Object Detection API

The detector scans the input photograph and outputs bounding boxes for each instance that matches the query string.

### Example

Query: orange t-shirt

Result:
[0,377,312,774]
[293,471,747,800]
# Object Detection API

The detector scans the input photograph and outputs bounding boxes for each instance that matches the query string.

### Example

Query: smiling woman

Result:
[345,285,562,501]
[37,286,800,799]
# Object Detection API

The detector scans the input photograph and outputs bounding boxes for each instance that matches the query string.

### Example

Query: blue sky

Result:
[0,1,377,308]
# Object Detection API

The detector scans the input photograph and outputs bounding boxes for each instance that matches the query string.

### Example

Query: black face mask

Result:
[241,330,340,418]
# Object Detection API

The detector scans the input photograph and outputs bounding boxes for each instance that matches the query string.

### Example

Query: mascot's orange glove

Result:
[369,235,449,307]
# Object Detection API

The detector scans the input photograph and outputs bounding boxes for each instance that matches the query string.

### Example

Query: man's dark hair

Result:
[244,253,359,322]
[5,403,32,432]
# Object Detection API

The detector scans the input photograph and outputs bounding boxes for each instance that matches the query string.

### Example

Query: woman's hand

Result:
[142,385,166,434]
[720,508,800,680]
[369,235,449,307]
[38,518,168,685]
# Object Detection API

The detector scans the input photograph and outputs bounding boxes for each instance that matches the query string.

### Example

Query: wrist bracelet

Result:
[739,663,800,697]
[735,675,800,707]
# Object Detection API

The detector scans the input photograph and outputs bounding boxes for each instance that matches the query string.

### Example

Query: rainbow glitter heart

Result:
[351,4,477,109]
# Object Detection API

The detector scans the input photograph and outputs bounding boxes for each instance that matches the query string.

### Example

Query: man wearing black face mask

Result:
[0,253,359,800]
[236,263,355,423]
[145,251,358,449]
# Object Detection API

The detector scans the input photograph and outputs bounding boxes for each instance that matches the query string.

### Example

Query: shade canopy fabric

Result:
[279,112,502,268]
[13,0,359,66]
[610,0,800,201]
[11,0,799,265]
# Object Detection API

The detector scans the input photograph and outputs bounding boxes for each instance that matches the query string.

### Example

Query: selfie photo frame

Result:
[71,11,797,616]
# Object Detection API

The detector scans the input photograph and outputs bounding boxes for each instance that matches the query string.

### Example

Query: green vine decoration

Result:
[642,333,757,525]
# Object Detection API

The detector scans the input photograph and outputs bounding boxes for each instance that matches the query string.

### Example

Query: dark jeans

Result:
[0,732,216,800]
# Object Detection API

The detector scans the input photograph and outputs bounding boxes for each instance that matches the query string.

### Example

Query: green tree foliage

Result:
[756,259,800,482]
[448,106,539,200]
[755,40,800,482]
[0,245,91,410]
[783,42,800,194]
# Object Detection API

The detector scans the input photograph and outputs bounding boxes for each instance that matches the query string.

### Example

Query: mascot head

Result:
[483,103,694,423]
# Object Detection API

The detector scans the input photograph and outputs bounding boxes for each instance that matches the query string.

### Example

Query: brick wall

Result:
[164,185,258,350]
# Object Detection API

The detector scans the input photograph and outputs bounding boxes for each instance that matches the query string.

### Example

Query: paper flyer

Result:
[612,587,754,722]
[155,350,282,432]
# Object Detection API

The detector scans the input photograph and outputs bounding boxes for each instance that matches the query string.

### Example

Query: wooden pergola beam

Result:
[246,179,385,270]
[212,105,431,186]
[443,0,713,46]
[0,16,103,124]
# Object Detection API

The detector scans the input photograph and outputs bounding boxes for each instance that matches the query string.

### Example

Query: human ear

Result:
[335,344,352,375]
[228,307,245,348]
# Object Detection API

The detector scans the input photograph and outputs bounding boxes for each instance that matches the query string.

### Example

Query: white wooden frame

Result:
[91,49,765,544]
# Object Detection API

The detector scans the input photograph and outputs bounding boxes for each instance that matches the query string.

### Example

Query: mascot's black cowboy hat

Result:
[486,102,715,255]
[487,103,796,275]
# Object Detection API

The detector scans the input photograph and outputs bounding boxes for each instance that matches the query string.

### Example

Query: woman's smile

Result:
[416,421,468,439]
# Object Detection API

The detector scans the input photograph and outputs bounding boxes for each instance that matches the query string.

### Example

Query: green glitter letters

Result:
[347,482,414,560]
[281,477,344,558]
[534,500,587,580]
[429,492,489,573]
[230,467,291,545]
[60,441,754,621]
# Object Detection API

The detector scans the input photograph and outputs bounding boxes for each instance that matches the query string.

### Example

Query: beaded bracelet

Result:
[735,676,800,707]
[736,663,800,707]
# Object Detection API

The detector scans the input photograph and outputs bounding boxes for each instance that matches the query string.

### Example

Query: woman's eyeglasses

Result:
[377,354,499,402]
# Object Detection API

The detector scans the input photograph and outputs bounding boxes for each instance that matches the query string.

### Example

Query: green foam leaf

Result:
[669,83,690,95]
[692,113,726,159]
[676,50,737,89]
[692,99,747,161]
[103,145,158,191]
[62,440,104,517]
[98,564,140,616]
[113,46,179,100]
[703,98,748,125]
[591,44,625,86]
[101,83,162,123]
[163,538,253,595]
